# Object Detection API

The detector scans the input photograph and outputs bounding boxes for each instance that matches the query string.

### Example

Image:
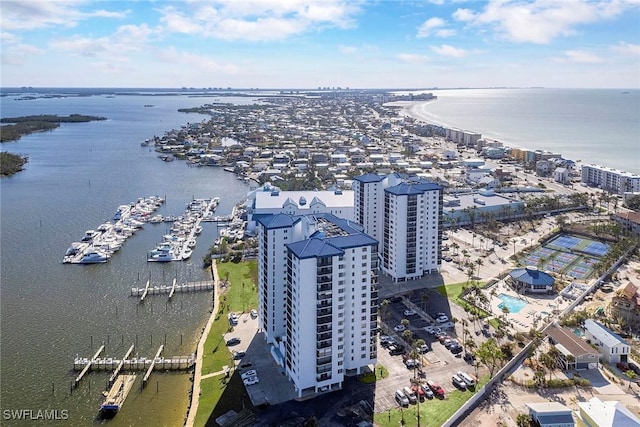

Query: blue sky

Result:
[1,0,639,89]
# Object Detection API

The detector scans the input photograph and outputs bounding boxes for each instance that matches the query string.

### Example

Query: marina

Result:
[63,196,165,264]
[147,197,219,262]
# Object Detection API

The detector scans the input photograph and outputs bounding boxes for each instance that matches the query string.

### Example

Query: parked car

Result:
[250,309,258,318]
[403,309,416,316]
[445,339,460,349]
[436,315,449,324]
[232,350,246,360]
[450,344,463,354]
[402,386,418,404]
[389,344,405,356]
[243,376,259,386]
[443,256,453,262]
[426,380,445,398]
[617,362,630,371]
[452,375,467,390]
[424,326,436,334]
[395,390,410,407]
[241,370,257,380]
[457,371,476,387]
[405,359,420,369]
[438,334,451,344]
[463,352,476,363]
[629,363,640,376]
[389,296,402,303]
[420,383,434,399]
[394,324,406,332]
[226,337,241,346]
[418,344,430,353]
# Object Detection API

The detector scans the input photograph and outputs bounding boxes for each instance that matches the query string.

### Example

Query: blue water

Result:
[573,327,585,337]
[0,92,253,426]
[497,293,528,314]
[407,88,640,174]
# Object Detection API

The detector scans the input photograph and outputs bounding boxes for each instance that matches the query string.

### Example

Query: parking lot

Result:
[375,295,486,412]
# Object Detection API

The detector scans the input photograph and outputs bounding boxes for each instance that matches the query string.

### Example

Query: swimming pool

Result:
[497,293,528,314]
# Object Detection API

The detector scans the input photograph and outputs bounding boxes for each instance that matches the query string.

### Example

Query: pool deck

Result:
[485,281,572,332]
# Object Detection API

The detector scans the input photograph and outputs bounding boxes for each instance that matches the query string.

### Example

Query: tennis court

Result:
[519,233,609,281]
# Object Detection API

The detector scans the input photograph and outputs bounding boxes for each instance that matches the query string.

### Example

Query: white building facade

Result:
[581,164,640,195]
[256,213,378,397]
[353,173,443,283]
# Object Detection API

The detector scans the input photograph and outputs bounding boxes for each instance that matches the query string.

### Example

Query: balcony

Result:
[317,324,331,333]
[316,356,332,366]
[317,307,332,317]
[317,332,332,341]
[316,341,332,350]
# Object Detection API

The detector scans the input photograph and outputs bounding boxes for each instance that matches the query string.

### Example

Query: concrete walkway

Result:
[185,261,221,427]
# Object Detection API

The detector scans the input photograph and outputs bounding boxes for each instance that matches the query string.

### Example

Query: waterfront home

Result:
[583,319,630,365]
[546,324,599,370]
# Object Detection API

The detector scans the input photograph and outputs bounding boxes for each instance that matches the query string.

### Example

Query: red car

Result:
[426,380,445,398]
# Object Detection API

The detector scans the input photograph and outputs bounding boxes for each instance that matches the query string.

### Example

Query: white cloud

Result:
[0,0,129,31]
[431,44,467,58]
[154,47,241,74]
[453,0,636,44]
[157,1,362,41]
[417,17,445,38]
[397,53,430,64]
[338,45,357,54]
[613,41,640,56]
[435,29,456,38]
[563,50,605,63]
[1,43,43,65]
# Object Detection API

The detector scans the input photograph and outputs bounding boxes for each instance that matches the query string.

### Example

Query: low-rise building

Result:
[526,402,575,427]
[613,211,640,237]
[507,266,555,294]
[575,397,640,427]
[583,320,630,365]
[546,325,600,370]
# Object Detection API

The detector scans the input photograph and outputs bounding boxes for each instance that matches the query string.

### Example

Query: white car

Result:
[393,324,405,332]
[241,370,257,380]
[243,376,259,386]
[250,309,258,318]
[436,315,449,324]
[403,309,416,316]
[424,326,435,334]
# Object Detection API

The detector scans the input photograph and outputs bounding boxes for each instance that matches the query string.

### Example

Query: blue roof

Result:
[385,181,441,196]
[509,268,555,285]
[353,173,385,183]
[287,238,345,259]
[255,213,301,229]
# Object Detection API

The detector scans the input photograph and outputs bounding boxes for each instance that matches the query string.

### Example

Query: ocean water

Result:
[407,88,640,174]
[0,92,252,426]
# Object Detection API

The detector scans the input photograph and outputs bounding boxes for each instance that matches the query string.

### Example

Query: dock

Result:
[139,279,151,303]
[100,374,137,416]
[74,354,195,372]
[142,345,163,387]
[74,344,105,387]
[130,280,214,298]
[168,278,177,300]
[108,344,135,386]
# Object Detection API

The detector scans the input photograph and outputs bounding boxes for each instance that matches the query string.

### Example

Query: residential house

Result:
[546,324,600,370]
[584,319,630,364]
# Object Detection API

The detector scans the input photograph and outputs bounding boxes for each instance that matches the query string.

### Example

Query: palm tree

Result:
[379,299,390,332]
[539,353,556,381]
[475,258,484,280]
[420,291,429,312]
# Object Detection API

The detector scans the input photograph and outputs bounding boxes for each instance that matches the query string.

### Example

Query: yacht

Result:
[81,230,99,242]
[147,242,178,262]
[79,250,110,264]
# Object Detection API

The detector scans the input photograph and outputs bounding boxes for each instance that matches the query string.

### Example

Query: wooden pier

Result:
[130,280,214,299]
[142,345,163,387]
[100,374,137,415]
[74,344,105,387]
[108,344,135,386]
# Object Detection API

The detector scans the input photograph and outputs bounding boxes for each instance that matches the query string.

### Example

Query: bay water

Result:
[0,93,251,426]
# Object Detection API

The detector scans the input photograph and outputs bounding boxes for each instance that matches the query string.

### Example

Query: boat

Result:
[81,230,99,242]
[181,248,193,260]
[148,242,178,262]
[187,239,196,248]
[149,215,164,224]
[99,374,136,418]
[79,250,110,264]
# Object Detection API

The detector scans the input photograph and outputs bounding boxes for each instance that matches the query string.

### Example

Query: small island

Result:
[0,114,107,143]
[0,152,29,176]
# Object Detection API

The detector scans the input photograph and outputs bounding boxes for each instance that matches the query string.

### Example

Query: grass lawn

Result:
[372,376,489,427]
[194,374,251,427]
[437,282,488,318]
[360,364,389,384]
[195,260,258,426]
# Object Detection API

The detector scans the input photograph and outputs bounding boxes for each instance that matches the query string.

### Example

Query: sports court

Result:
[520,234,610,281]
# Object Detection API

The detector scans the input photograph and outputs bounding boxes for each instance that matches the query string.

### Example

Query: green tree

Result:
[477,338,505,376]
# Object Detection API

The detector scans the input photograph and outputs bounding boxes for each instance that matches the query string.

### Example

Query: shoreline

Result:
[398,100,639,175]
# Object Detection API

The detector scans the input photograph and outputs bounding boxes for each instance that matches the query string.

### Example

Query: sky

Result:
[1,0,639,89]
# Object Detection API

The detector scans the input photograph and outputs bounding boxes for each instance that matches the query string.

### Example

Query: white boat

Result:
[81,230,99,242]
[181,249,193,260]
[187,239,196,248]
[195,225,203,235]
[147,242,178,262]
[79,250,110,264]
[149,215,164,224]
